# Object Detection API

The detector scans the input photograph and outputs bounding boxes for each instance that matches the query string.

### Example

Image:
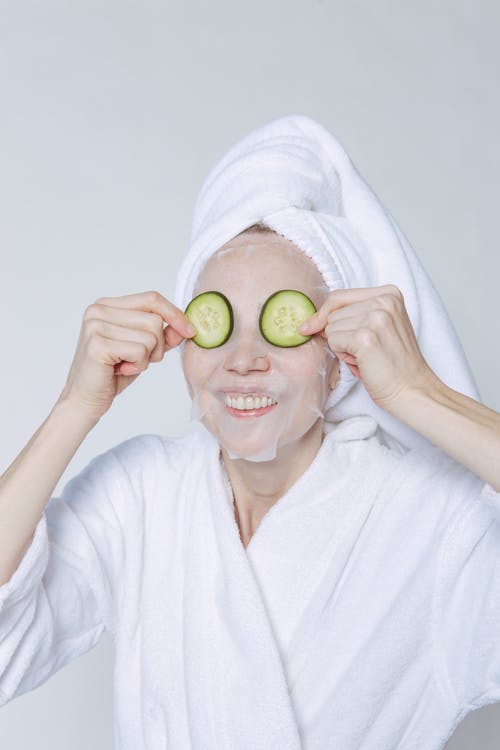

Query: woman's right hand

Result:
[57,290,196,420]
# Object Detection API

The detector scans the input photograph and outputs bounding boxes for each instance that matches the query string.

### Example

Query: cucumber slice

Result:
[184,291,233,348]
[259,290,316,347]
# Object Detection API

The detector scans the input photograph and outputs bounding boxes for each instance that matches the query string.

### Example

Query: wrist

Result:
[52,395,104,429]
[382,368,448,419]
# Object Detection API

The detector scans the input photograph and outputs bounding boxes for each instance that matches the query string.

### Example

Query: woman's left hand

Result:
[298,284,440,412]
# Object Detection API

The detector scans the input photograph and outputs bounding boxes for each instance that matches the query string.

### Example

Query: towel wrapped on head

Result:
[174,114,479,452]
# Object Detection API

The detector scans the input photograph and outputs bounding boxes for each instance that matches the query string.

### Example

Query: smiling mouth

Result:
[224,402,278,418]
[223,394,278,409]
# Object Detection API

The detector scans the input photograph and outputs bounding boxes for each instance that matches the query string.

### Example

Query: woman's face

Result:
[181,231,339,461]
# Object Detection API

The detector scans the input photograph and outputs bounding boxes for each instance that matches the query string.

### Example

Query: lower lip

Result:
[224,403,278,418]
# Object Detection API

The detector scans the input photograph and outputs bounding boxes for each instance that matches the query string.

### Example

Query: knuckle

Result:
[150,348,164,362]
[138,343,149,360]
[149,312,164,329]
[83,303,99,321]
[377,294,398,313]
[369,309,391,328]
[145,290,161,305]
[87,333,105,356]
[144,331,158,350]
[357,328,378,347]
[146,312,164,338]
[387,284,403,299]
[83,317,102,336]
[150,313,163,327]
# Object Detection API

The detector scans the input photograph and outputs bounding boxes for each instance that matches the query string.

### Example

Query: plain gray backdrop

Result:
[1,0,499,747]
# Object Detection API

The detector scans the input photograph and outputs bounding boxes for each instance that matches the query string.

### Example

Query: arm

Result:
[385,376,500,492]
[299,284,500,491]
[0,406,144,705]
[0,288,190,704]
[433,472,500,711]
[0,397,100,585]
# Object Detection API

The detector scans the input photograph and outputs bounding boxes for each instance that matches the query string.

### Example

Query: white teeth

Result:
[224,395,277,410]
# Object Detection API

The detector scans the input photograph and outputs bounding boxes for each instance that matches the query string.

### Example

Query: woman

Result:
[1,115,499,749]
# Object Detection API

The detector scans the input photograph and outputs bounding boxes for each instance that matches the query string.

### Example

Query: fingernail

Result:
[299,322,310,333]
[187,324,197,336]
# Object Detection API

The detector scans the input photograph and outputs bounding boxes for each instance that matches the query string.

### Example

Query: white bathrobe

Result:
[1,415,500,749]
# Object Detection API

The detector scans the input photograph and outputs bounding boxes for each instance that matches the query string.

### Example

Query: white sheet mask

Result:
[179,238,338,462]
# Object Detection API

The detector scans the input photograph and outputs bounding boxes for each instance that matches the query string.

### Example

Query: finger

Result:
[94,291,196,339]
[84,320,162,363]
[164,324,185,349]
[89,333,151,371]
[346,363,361,378]
[326,314,366,332]
[323,327,369,359]
[321,299,378,324]
[84,305,165,361]
[115,361,142,377]
[299,285,399,335]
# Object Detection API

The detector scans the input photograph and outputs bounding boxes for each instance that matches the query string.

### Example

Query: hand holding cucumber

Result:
[298,284,439,411]
[57,291,197,419]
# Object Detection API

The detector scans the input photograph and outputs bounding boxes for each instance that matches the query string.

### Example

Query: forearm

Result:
[0,398,100,586]
[386,377,500,492]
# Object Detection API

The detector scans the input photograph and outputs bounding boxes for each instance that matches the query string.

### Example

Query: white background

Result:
[1,1,499,747]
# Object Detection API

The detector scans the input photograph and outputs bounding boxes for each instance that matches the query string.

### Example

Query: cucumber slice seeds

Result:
[259,290,317,347]
[184,291,233,349]
[185,289,316,349]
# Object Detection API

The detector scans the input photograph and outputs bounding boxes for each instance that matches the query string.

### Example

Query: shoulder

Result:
[353,422,486,526]
[402,442,482,496]
[395,440,490,530]
[103,430,205,479]
[60,430,204,500]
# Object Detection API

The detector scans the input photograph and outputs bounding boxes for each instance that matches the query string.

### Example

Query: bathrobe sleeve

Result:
[0,435,148,706]
[433,471,500,712]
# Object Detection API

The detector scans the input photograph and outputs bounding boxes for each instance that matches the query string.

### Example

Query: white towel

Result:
[174,114,480,451]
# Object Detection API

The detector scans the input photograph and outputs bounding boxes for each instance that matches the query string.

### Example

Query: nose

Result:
[223,334,270,375]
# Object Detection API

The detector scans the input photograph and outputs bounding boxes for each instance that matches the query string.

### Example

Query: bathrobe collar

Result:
[178,415,384,748]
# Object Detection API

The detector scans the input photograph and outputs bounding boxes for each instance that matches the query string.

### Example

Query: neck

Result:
[220,418,325,546]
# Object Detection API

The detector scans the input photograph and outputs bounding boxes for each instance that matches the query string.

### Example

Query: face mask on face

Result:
[179,241,338,462]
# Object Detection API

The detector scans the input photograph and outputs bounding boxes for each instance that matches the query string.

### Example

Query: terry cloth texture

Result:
[173,114,480,453]
[1,419,500,748]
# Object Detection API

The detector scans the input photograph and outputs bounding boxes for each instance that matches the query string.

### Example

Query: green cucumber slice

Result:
[259,290,316,347]
[184,291,233,348]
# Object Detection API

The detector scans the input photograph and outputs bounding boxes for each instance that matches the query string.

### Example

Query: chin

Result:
[221,442,281,463]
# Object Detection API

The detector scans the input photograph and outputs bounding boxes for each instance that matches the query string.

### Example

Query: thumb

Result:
[164,325,185,349]
[298,306,327,335]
